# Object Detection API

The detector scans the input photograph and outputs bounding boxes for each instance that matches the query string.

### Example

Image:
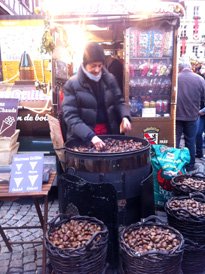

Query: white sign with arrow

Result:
[9,153,44,193]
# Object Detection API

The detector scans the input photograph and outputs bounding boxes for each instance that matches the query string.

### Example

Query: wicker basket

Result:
[0,129,20,149]
[171,173,205,196]
[0,142,19,165]
[165,193,205,244]
[119,215,184,274]
[182,238,205,274]
[45,214,108,274]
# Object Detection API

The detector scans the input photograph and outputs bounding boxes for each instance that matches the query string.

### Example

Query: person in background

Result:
[105,53,124,93]
[195,64,205,159]
[62,42,131,150]
[196,106,205,159]
[176,58,205,172]
[200,64,205,79]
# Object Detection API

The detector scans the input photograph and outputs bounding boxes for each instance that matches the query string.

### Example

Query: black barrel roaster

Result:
[59,135,154,268]
[62,135,154,224]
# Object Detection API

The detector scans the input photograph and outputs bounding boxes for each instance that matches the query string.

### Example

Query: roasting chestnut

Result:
[70,138,145,153]
[123,225,180,254]
[176,177,205,191]
[48,219,102,249]
[168,198,205,217]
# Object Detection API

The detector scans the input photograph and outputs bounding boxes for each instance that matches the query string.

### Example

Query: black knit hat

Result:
[83,42,105,66]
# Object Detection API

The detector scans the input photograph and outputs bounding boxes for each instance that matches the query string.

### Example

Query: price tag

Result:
[142,108,156,117]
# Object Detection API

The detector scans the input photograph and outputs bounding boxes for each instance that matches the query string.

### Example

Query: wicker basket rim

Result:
[46,214,108,252]
[120,222,184,257]
[165,197,205,221]
[171,175,205,192]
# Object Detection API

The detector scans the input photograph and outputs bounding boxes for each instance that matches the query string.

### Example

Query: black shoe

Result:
[196,154,203,158]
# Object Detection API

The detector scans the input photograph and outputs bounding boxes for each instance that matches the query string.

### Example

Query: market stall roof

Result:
[41,0,184,19]
[0,0,184,28]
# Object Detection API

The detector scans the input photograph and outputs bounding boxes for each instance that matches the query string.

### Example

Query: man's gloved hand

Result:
[91,136,105,150]
[120,117,132,133]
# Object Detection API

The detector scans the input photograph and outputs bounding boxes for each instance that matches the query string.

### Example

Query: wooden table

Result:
[0,171,56,274]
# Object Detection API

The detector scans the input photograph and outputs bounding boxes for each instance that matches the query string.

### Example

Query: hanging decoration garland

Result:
[40,20,55,54]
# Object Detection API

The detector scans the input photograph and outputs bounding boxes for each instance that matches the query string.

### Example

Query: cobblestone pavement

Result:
[0,194,59,274]
[190,156,205,174]
[0,158,205,274]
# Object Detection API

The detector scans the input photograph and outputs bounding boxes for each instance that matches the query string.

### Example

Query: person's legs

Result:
[203,130,205,148]
[196,117,204,158]
[176,120,183,148]
[202,116,205,150]
[184,120,198,169]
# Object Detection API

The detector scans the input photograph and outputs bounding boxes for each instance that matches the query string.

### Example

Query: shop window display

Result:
[126,27,174,118]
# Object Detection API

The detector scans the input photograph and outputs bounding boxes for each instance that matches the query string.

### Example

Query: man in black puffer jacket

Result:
[62,42,131,150]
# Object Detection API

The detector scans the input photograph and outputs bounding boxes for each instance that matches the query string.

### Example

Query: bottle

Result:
[130,97,138,116]
[136,96,143,117]
[156,100,163,115]
[19,51,34,81]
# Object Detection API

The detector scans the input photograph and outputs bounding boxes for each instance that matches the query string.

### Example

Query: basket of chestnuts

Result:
[181,238,205,274]
[171,173,205,196]
[45,214,108,274]
[119,215,184,274]
[165,192,205,244]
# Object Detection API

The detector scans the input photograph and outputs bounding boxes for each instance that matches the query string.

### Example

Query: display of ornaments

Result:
[129,29,173,58]
[128,27,173,118]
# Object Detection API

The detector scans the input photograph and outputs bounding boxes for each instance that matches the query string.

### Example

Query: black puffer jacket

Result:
[62,66,130,143]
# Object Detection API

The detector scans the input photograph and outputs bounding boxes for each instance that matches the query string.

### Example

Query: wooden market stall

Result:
[49,1,184,147]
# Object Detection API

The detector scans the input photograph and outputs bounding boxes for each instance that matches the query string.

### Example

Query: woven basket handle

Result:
[171,178,192,192]
[66,167,76,175]
[184,238,196,246]
[48,213,70,230]
[174,208,193,219]
[171,175,182,184]
[178,185,192,192]
[141,215,165,225]
[189,192,205,200]
[118,224,125,234]
[85,230,108,250]
[193,172,205,177]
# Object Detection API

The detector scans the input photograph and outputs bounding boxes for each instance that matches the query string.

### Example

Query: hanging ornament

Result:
[40,20,55,54]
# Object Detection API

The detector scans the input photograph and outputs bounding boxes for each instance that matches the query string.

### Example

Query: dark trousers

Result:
[176,120,198,168]
[196,116,205,158]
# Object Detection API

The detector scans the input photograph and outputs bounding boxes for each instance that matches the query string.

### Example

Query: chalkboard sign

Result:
[0,98,19,137]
